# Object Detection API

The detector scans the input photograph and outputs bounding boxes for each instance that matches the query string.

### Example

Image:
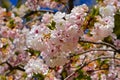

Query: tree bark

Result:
[68,0,74,13]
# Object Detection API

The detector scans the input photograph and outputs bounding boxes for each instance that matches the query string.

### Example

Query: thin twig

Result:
[79,40,120,53]
[25,16,42,25]
[79,57,120,70]
[64,56,120,80]
[23,9,54,18]
[70,48,114,58]
[0,61,6,65]
[64,71,75,80]
[5,66,25,76]
[14,66,25,71]
[0,61,25,75]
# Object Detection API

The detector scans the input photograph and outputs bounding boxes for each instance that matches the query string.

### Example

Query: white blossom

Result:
[24,58,49,77]
[99,5,116,17]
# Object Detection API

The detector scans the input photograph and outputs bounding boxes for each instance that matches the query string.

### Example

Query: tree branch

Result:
[64,56,120,80]
[67,0,74,13]
[0,61,6,65]
[70,48,114,58]
[25,16,42,25]
[0,61,25,75]
[23,9,54,18]
[79,39,120,53]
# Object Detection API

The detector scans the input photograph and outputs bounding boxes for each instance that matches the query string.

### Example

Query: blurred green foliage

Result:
[114,12,120,39]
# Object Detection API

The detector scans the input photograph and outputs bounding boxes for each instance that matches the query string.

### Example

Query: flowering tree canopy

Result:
[0,0,120,80]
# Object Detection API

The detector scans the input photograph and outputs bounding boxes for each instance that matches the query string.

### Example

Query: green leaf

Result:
[3,44,8,49]
[47,21,56,30]
[96,58,101,66]
[0,75,6,80]
[98,74,101,80]
[25,48,41,56]
[96,0,104,3]
[15,0,27,8]
[15,51,20,55]
[82,7,99,30]
[54,0,59,2]
[79,42,91,50]
[22,73,27,79]
[61,69,68,79]
[0,0,12,10]
[7,19,15,29]
[90,7,99,17]
[32,73,44,80]
[86,76,92,80]
[74,70,92,80]
[34,50,41,56]
[103,36,113,44]
[25,16,32,22]
[100,60,109,69]
[9,37,14,42]
[114,12,120,39]
[16,0,22,8]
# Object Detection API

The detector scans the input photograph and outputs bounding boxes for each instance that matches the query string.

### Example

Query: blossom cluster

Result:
[25,0,68,11]
[26,4,88,67]
[24,58,48,78]
[91,5,115,41]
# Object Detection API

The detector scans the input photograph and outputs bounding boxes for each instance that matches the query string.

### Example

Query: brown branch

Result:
[64,71,75,80]
[0,61,6,65]
[69,48,114,58]
[64,56,120,80]
[79,39,120,53]
[79,57,120,70]
[25,16,41,25]
[14,66,25,71]
[23,10,54,18]
[0,61,25,75]
[23,9,55,26]
[67,0,74,13]
[5,66,25,76]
